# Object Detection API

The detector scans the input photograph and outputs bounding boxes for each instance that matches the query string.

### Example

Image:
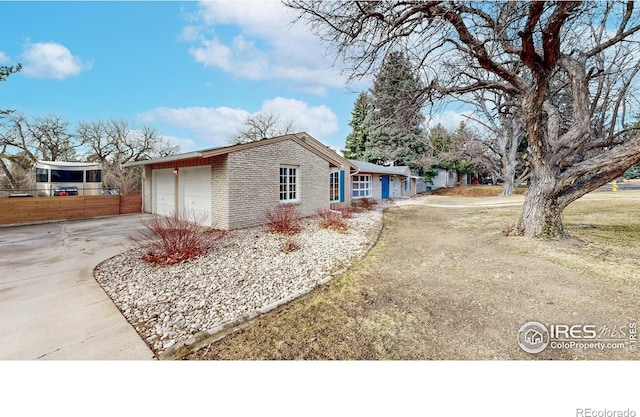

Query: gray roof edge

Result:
[348,159,411,175]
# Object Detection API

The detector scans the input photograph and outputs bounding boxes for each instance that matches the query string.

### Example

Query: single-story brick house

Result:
[348,160,418,200]
[123,133,356,230]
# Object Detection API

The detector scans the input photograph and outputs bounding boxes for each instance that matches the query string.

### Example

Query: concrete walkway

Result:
[0,215,156,360]
[388,189,640,209]
[387,194,526,209]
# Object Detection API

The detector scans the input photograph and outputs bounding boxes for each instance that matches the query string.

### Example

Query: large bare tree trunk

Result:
[500,163,515,196]
[517,169,564,237]
[515,83,562,236]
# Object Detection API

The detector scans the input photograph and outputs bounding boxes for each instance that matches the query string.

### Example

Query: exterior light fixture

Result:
[173,168,178,175]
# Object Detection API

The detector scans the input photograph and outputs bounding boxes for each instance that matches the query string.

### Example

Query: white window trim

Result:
[351,174,372,199]
[329,170,340,203]
[279,165,300,203]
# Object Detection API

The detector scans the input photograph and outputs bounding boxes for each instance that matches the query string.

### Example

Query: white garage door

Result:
[179,166,212,226]
[152,169,175,217]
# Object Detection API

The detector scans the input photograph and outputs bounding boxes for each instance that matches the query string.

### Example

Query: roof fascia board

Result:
[121,151,203,167]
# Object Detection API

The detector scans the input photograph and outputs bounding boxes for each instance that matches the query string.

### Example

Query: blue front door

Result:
[381,175,390,199]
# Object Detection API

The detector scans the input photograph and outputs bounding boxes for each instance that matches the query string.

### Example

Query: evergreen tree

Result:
[365,51,428,169]
[343,92,371,160]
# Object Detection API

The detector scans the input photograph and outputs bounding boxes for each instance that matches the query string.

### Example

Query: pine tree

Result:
[343,92,371,160]
[365,51,428,168]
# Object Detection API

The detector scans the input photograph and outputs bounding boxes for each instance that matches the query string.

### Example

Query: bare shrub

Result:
[335,207,355,219]
[265,204,302,235]
[317,208,349,233]
[281,239,300,254]
[352,197,377,211]
[133,211,224,265]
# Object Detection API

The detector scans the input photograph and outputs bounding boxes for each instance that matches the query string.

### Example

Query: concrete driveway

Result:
[0,215,156,360]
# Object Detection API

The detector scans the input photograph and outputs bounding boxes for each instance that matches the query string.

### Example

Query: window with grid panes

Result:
[351,174,372,198]
[329,171,340,202]
[279,166,298,202]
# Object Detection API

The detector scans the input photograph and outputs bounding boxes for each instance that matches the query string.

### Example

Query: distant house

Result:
[123,133,356,230]
[35,161,103,196]
[428,167,473,189]
[348,160,418,200]
[428,167,455,189]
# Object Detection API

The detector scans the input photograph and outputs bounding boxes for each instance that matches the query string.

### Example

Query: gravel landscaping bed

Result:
[95,209,383,356]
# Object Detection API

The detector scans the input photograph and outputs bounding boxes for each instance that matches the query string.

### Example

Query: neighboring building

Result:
[428,167,457,189]
[348,160,418,200]
[415,177,428,193]
[428,168,472,189]
[122,133,356,230]
[35,161,103,196]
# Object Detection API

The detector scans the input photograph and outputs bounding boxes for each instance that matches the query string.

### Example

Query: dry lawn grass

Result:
[517,194,640,285]
[187,191,640,360]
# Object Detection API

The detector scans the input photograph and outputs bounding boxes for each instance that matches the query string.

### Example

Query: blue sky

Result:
[0,1,466,154]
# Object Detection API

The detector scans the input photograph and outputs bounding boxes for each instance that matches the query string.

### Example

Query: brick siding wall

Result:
[226,139,330,229]
[210,155,229,230]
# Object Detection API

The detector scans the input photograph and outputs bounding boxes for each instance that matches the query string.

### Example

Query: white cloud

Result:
[427,110,479,131]
[21,42,91,79]
[161,135,200,153]
[260,97,338,137]
[179,25,201,43]
[184,0,348,95]
[0,51,9,64]
[137,98,339,147]
[137,106,250,146]
[189,35,269,80]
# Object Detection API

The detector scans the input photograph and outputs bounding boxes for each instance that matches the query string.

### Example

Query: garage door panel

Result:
[183,180,210,197]
[153,169,175,217]
[179,166,212,226]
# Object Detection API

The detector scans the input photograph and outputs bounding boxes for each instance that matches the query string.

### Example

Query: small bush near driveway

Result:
[133,212,224,265]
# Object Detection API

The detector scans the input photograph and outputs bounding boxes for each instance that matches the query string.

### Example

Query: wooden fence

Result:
[0,194,142,226]
[118,194,143,215]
